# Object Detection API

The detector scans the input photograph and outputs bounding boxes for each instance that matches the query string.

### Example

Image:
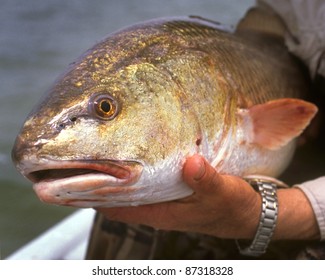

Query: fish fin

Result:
[239,98,318,150]
[236,5,286,39]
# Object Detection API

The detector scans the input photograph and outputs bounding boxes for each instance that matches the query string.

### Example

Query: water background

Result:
[0,0,255,258]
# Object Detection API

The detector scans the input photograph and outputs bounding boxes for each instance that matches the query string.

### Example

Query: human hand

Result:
[96,154,262,239]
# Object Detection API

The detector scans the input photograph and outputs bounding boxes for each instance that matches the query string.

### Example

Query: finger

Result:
[183,154,224,195]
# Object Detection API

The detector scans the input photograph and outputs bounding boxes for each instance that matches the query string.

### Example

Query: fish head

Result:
[12,26,200,207]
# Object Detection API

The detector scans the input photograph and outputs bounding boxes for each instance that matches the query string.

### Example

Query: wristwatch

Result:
[236,178,280,257]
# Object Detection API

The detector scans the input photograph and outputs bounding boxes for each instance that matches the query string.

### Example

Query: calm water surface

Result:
[0,0,254,258]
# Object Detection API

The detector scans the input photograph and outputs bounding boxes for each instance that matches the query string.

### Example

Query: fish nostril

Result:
[57,123,65,130]
[57,116,77,130]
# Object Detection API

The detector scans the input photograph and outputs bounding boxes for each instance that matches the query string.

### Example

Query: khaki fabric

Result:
[86,213,325,260]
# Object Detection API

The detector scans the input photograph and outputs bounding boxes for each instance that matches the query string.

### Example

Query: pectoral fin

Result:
[238,98,318,150]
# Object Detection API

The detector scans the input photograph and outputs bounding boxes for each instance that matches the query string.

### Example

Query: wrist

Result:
[237,178,279,257]
[239,189,262,239]
[237,179,320,257]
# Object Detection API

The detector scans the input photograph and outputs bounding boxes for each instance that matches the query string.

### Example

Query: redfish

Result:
[12,13,317,207]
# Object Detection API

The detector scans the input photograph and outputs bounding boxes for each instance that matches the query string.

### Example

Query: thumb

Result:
[183,155,223,195]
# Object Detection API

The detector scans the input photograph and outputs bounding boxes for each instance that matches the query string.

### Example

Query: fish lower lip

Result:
[25,160,143,184]
[27,159,144,207]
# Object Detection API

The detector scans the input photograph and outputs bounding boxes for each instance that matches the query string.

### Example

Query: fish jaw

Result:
[17,158,145,207]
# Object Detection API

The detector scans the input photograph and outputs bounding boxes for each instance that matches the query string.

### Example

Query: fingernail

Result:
[194,158,206,181]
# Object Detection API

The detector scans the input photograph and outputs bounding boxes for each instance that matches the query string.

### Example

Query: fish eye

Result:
[89,93,119,120]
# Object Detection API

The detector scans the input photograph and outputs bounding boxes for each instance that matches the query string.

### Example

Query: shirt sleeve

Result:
[295,177,325,240]
[258,0,325,78]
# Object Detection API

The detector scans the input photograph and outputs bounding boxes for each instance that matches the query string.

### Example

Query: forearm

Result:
[273,188,320,240]
[205,180,320,241]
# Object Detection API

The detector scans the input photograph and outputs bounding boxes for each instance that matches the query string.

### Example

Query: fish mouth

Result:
[20,159,144,207]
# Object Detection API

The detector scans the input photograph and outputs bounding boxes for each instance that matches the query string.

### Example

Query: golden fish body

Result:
[12,15,316,207]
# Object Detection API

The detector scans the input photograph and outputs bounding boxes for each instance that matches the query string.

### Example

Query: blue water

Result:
[0,0,254,258]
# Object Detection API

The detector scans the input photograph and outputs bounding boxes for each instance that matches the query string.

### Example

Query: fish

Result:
[12,9,317,208]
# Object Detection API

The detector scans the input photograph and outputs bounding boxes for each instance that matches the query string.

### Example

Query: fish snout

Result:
[11,134,31,167]
[11,128,48,174]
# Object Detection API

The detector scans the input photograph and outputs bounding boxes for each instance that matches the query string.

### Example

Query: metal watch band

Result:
[237,179,279,257]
